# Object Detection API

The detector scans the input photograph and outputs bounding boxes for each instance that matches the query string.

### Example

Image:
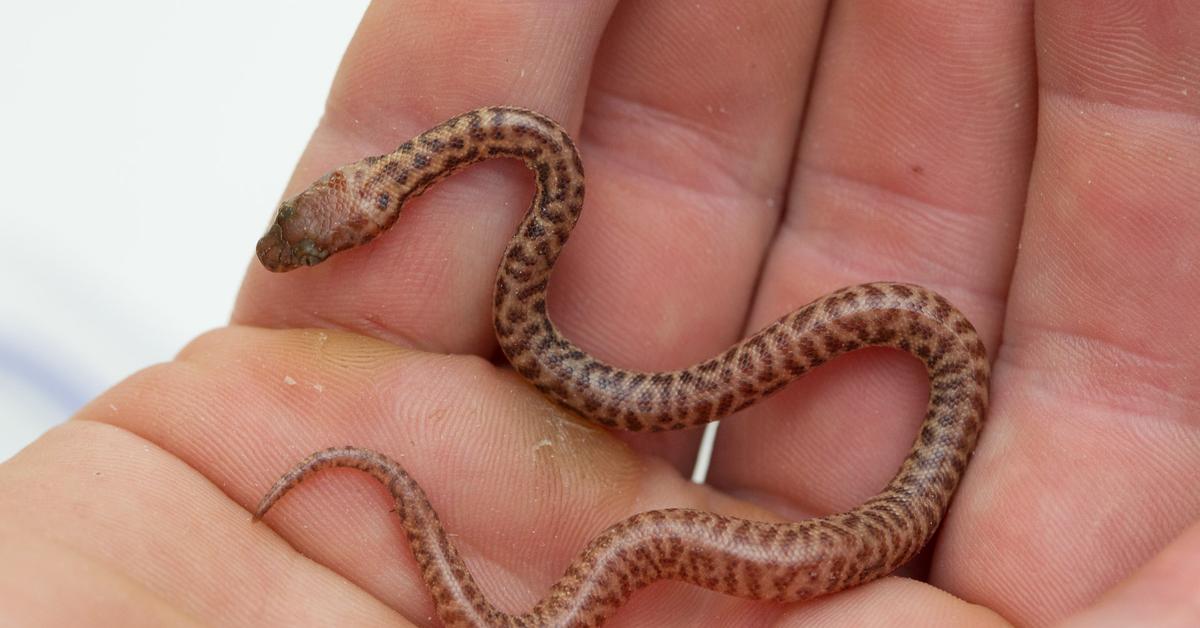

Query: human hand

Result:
[3,2,1197,626]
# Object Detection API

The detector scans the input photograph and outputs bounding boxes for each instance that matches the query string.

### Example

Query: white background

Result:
[0,2,370,460]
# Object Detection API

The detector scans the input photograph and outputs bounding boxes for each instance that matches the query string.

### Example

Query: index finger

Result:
[232,1,615,354]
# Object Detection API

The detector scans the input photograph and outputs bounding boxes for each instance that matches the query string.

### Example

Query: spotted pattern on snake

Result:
[253,106,990,627]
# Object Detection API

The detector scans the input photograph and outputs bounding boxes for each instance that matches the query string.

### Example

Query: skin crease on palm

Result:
[0,0,1197,626]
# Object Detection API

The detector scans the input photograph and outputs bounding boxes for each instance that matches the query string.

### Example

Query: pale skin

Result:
[1,1,1198,626]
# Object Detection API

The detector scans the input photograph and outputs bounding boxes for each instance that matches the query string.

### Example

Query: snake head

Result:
[255,198,332,272]
[256,166,380,272]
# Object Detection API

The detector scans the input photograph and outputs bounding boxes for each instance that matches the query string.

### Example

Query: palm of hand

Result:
[3,2,1197,627]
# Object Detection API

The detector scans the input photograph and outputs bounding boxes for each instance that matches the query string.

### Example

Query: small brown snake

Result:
[253,106,990,627]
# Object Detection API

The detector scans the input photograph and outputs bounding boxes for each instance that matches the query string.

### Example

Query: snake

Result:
[252,106,990,627]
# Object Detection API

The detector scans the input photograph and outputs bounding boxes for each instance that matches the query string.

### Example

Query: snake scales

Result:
[253,106,990,627]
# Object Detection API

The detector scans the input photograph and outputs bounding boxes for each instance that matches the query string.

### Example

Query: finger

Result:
[233,1,617,354]
[933,1,1200,623]
[1058,520,1200,628]
[777,580,1009,627]
[0,423,402,626]
[553,0,829,466]
[89,326,621,620]
[73,327,738,623]
[557,0,824,360]
[710,0,1031,524]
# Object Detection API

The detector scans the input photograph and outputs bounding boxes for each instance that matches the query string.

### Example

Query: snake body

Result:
[254,106,989,627]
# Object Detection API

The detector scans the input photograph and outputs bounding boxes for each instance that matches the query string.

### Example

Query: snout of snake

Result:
[251,106,989,628]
